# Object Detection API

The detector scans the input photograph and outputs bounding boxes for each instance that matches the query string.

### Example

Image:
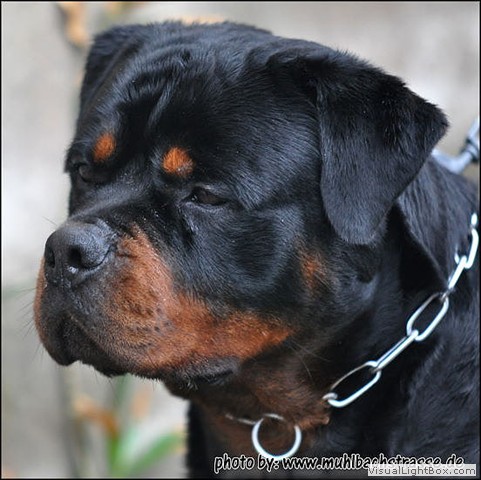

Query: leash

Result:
[432,117,479,173]
[227,213,479,460]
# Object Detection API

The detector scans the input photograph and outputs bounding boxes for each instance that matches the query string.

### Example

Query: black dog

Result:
[34,22,479,477]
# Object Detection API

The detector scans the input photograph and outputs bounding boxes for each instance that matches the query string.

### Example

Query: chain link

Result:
[323,213,478,409]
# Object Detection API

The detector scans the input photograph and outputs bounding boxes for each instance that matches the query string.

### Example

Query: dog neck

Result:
[163,233,411,456]
[164,214,466,456]
[164,341,333,455]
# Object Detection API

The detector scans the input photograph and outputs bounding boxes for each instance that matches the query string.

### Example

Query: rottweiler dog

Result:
[34,22,479,477]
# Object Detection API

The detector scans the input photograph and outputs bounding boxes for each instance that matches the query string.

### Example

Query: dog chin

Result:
[40,317,126,376]
[78,347,239,389]
[83,362,126,377]
[39,310,240,387]
[81,361,237,389]
[158,362,238,395]
[41,337,122,376]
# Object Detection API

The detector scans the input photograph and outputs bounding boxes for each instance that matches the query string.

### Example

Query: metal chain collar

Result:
[323,213,479,408]
[226,213,478,459]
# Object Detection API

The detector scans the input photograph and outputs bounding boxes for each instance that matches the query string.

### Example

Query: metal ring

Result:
[251,413,302,461]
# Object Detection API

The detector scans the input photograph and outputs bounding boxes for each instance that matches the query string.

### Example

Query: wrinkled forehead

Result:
[72,46,319,200]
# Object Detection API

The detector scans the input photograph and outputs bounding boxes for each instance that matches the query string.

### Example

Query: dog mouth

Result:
[38,306,241,384]
[42,317,76,366]
[38,312,126,376]
[35,224,293,388]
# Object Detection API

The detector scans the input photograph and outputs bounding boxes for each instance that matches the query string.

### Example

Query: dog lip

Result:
[39,311,118,372]
[43,322,76,366]
[38,315,76,365]
[47,347,75,366]
[63,314,126,372]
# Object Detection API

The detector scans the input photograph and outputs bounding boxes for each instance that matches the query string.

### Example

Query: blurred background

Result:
[2,2,479,478]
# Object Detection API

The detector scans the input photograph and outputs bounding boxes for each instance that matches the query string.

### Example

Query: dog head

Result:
[34,22,447,387]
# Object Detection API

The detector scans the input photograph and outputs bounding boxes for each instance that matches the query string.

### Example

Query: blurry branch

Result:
[58,368,92,478]
[55,2,223,51]
[57,2,88,49]
[56,2,146,50]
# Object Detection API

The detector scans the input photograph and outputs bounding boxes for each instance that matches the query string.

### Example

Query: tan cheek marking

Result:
[162,147,194,178]
[299,249,328,291]
[164,294,291,365]
[107,231,291,374]
[93,132,116,163]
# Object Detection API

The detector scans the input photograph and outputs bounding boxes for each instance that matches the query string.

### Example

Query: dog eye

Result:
[71,162,108,185]
[76,165,96,183]
[189,187,226,206]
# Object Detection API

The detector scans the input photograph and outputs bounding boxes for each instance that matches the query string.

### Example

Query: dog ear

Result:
[79,25,143,115]
[314,54,448,244]
[280,49,448,244]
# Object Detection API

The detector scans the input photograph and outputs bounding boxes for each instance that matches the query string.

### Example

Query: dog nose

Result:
[44,222,113,287]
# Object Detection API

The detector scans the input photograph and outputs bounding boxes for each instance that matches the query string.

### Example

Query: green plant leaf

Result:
[110,431,183,477]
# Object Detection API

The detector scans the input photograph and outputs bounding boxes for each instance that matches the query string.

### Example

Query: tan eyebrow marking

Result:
[162,147,194,178]
[93,132,116,163]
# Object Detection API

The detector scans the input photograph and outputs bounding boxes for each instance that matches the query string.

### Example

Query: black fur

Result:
[35,22,479,478]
